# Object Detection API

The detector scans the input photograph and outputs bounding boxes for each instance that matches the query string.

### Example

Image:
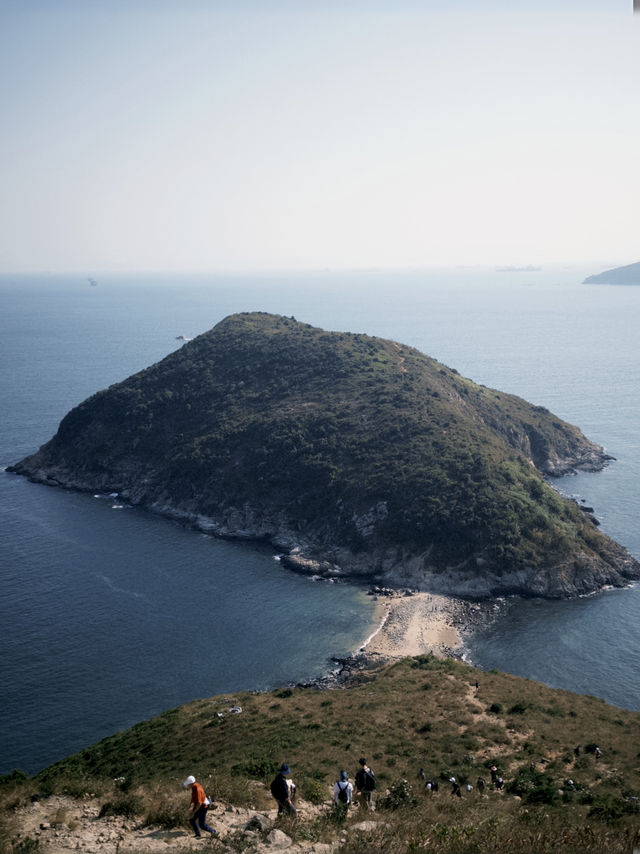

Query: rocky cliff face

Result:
[10,311,640,599]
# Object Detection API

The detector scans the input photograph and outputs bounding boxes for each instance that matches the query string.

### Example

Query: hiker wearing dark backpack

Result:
[354,757,376,810]
[270,763,297,817]
[333,770,353,817]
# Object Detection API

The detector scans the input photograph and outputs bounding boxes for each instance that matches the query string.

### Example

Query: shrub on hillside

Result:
[145,794,185,829]
[588,793,640,823]
[378,779,418,811]
[298,775,328,805]
[0,770,29,787]
[36,771,107,799]
[231,757,279,780]
[507,767,559,805]
[98,792,144,818]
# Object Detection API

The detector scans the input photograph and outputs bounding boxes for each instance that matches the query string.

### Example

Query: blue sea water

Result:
[1,267,639,775]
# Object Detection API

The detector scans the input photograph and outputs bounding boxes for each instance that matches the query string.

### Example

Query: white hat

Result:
[183,775,196,787]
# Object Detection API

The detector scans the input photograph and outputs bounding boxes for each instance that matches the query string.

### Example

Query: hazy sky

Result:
[0,0,637,273]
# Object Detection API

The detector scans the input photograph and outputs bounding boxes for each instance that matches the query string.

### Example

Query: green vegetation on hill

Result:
[11,312,639,595]
[3,658,639,852]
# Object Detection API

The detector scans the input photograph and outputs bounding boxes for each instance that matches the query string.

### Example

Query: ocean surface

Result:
[1,267,639,775]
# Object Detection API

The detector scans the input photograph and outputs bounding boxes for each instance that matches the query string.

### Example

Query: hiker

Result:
[490,765,499,785]
[270,763,297,817]
[183,775,217,838]
[574,745,580,757]
[450,777,461,798]
[595,746,601,760]
[354,757,376,810]
[333,770,353,815]
[417,767,426,782]
[496,777,504,791]
[477,776,486,794]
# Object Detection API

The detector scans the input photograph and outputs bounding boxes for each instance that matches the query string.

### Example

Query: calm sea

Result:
[1,267,639,775]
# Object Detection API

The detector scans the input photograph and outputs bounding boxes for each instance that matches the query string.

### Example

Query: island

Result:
[9,311,640,598]
[583,261,640,285]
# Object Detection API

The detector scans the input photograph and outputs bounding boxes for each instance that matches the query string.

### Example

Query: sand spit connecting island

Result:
[317,589,490,688]
[362,591,465,659]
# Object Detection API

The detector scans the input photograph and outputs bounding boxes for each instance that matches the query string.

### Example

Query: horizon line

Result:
[0,260,629,278]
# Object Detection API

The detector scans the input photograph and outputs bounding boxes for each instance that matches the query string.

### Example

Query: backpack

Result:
[337,782,349,803]
[271,775,286,800]
[363,768,376,792]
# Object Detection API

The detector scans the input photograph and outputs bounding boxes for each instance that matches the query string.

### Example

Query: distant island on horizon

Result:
[583,261,640,285]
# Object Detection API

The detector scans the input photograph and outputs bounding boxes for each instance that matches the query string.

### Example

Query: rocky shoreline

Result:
[11,472,640,600]
[9,309,640,601]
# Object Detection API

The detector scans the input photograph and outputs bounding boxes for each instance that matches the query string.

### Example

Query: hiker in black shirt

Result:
[354,757,376,810]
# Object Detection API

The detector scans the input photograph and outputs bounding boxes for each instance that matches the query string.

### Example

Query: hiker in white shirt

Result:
[333,769,353,805]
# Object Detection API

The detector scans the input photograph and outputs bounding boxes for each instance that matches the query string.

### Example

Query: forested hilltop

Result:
[11,312,640,597]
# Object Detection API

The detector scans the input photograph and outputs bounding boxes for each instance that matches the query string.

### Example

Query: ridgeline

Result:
[10,311,640,597]
[2,657,640,852]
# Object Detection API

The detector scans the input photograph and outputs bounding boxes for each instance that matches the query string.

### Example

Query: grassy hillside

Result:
[3,658,639,852]
[11,312,639,594]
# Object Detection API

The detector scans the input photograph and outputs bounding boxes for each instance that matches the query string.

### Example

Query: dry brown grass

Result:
[2,656,640,852]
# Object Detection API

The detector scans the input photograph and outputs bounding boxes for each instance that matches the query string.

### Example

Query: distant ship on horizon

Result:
[495,265,542,273]
[88,277,98,287]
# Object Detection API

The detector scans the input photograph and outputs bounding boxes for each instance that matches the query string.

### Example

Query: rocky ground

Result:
[6,790,389,853]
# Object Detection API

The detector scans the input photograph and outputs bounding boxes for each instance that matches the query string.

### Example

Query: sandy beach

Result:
[360,591,472,660]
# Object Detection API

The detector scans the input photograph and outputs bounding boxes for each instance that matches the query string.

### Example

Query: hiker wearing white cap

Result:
[183,775,217,838]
